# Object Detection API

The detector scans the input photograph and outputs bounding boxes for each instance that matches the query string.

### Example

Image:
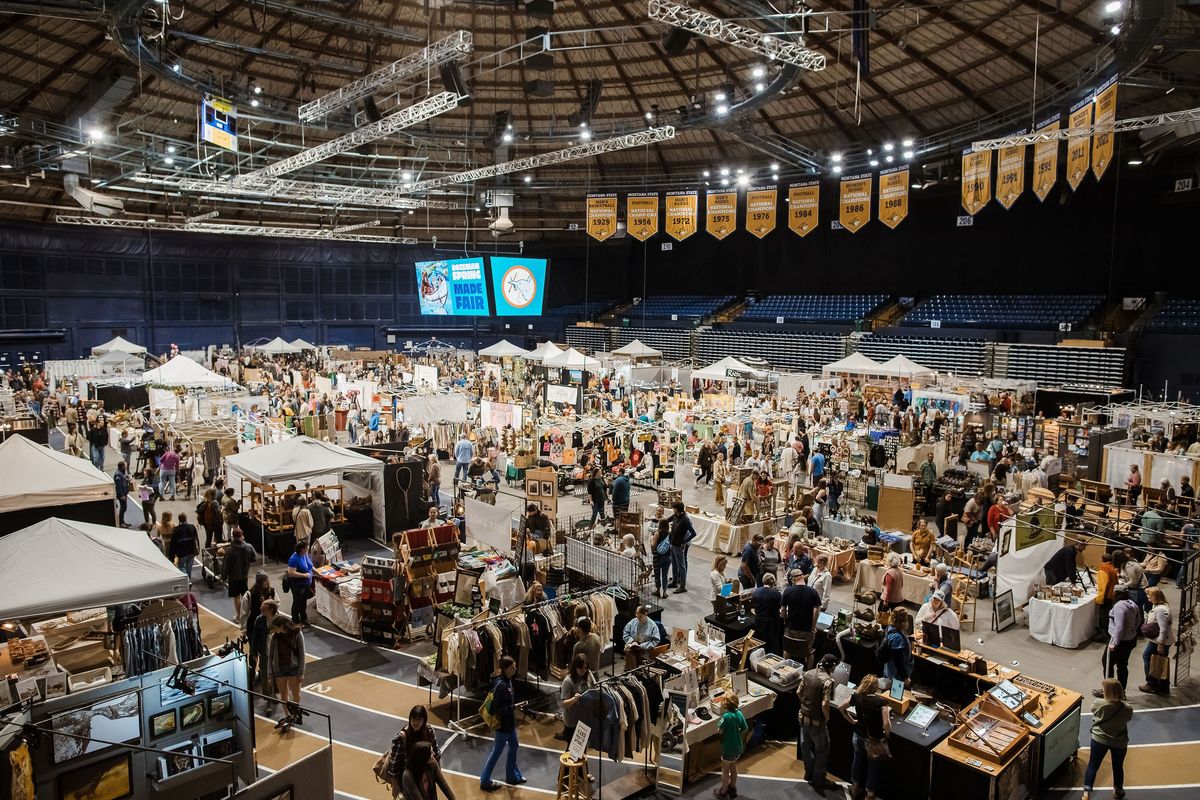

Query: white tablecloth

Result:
[822,518,869,543]
[1027,593,1097,648]
[851,561,932,606]
[648,505,786,554]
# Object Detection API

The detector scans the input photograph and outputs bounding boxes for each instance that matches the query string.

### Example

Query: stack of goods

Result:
[405,525,461,630]
[360,555,399,647]
[6,637,48,664]
[314,562,362,602]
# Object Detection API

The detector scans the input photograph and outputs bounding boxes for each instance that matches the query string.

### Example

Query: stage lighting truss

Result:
[135,175,460,210]
[54,215,417,244]
[298,30,473,121]
[403,125,676,193]
[331,219,380,233]
[971,106,1200,150]
[183,210,219,224]
[234,92,465,185]
[647,0,826,72]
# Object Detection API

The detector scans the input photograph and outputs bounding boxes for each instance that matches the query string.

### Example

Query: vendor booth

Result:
[0,435,116,534]
[525,341,565,362]
[879,354,936,381]
[290,337,319,351]
[255,336,301,355]
[478,339,532,359]
[225,437,385,554]
[90,335,147,357]
[611,338,664,362]
[822,351,886,378]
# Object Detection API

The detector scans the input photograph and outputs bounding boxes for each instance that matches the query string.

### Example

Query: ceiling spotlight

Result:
[524,175,532,183]
[579,121,588,128]
[902,138,914,148]
[250,98,260,108]
[164,156,174,165]
[885,155,894,163]
[88,127,105,141]
[1105,0,1122,12]
[645,111,653,120]
[736,168,744,174]
[474,206,481,212]
[869,159,879,167]
[253,84,263,95]
[883,142,894,152]
[166,144,176,154]
[1127,158,1143,165]
[751,65,766,78]
[502,132,514,143]
[770,162,779,171]
[702,169,710,177]
[720,178,729,186]
[172,62,181,73]
[755,82,766,92]
[832,165,842,174]
[407,209,415,215]
[720,167,730,176]
[866,148,873,155]
[903,150,914,160]
[716,104,729,115]
[714,91,727,101]
[505,123,513,130]
[737,175,749,187]
[1110,24,1121,35]
[401,171,412,180]
[580,129,591,140]
[0,163,12,170]
[831,153,842,163]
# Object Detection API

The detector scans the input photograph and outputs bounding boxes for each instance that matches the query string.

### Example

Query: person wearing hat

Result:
[781,569,821,666]
[223,527,258,621]
[798,653,840,793]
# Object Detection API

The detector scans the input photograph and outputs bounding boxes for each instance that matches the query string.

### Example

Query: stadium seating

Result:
[1146,298,1200,333]
[901,294,1103,330]
[739,294,887,323]
[543,301,615,321]
[626,295,734,320]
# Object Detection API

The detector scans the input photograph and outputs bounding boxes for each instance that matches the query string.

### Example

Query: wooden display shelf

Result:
[946,697,1031,766]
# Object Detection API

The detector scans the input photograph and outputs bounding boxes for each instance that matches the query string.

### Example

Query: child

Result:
[716,693,748,798]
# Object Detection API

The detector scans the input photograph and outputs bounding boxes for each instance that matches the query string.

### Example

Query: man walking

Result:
[159,444,180,500]
[1101,588,1141,693]
[611,467,631,516]
[113,461,132,528]
[454,433,473,484]
[222,528,258,621]
[221,487,241,539]
[798,653,839,793]
[920,453,937,514]
[668,501,697,593]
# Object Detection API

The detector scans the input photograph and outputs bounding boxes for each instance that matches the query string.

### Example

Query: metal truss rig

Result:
[234,92,465,184]
[298,30,474,122]
[405,125,677,193]
[646,0,825,71]
[136,175,460,210]
[972,107,1200,150]
[54,215,417,245]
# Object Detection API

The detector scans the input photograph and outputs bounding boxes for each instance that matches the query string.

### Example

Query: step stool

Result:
[555,752,592,800]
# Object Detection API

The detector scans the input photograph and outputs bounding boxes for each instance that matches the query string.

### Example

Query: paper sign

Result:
[731,670,748,696]
[682,667,699,698]
[568,722,591,761]
[705,624,726,647]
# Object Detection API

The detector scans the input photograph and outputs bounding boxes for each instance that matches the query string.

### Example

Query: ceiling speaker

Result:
[524,79,554,98]
[525,0,555,20]
[439,63,471,105]
[662,27,694,55]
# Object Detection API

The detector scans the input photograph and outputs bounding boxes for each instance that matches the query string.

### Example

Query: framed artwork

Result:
[207,692,232,719]
[526,479,539,496]
[51,690,141,764]
[15,679,41,704]
[180,699,205,729]
[9,741,34,800]
[161,741,197,777]
[59,752,133,800]
[149,709,177,738]
[540,480,554,497]
[202,729,239,760]
[44,672,67,700]
[994,589,1017,632]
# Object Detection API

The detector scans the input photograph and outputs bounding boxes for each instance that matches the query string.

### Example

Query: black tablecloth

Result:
[827,703,954,800]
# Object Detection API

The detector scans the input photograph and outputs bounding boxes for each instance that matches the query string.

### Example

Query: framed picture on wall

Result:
[526,479,539,497]
[541,481,554,497]
[149,709,177,739]
[994,589,1017,632]
[161,741,198,777]
[207,692,232,719]
[180,699,205,729]
[59,752,133,800]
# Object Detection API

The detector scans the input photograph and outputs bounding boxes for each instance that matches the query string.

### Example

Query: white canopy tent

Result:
[543,347,602,370]
[143,355,239,389]
[822,352,885,377]
[0,434,114,515]
[611,339,663,360]
[91,335,147,357]
[225,437,386,541]
[526,341,564,363]
[0,518,187,619]
[257,337,302,355]
[879,354,936,378]
[692,356,766,381]
[478,339,532,358]
[290,338,319,351]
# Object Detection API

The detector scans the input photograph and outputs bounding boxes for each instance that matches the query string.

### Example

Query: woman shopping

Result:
[480,656,525,791]
[1082,678,1133,800]
[1140,586,1175,694]
[387,705,442,799]
[841,674,890,800]
[268,615,306,730]
[286,540,315,626]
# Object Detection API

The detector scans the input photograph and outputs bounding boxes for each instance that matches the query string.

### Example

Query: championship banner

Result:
[787,182,819,237]
[996,133,1026,210]
[201,94,238,152]
[745,188,777,238]
[1092,76,1118,180]
[1032,114,1060,202]
[705,190,737,240]
[585,194,618,241]
[1066,97,1093,191]
[665,191,698,240]
[625,192,659,241]
[960,148,992,216]
[838,174,872,232]
[877,167,909,229]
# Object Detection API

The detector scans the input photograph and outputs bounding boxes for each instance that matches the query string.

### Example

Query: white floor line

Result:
[1044,784,1200,792]
[1083,701,1200,716]
[254,713,558,795]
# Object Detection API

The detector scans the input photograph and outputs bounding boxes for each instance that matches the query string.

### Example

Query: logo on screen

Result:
[500,264,538,309]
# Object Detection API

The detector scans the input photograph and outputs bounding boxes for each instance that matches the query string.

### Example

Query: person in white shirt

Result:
[419,505,443,529]
[710,555,729,601]
[809,555,833,611]
[915,592,960,632]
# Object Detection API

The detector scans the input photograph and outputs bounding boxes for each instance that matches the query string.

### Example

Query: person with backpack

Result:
[479,655,525,791]
[222,528,257,622]
[878,609,914,685]
[249,598,279,713]
[383,705,442,799]
[221,487,240,539]
[168,512,200,582]
[1082,678,1133,800]
[267,614,305,730]
[652,520,672,599]
[196,488,223,548]
[113,461,132,528]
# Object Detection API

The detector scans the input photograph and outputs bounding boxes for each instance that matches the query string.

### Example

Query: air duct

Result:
[63,173,122,216]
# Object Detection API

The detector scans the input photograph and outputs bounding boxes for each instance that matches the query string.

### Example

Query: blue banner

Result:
[415,258,491,316]
[491,256,547,315]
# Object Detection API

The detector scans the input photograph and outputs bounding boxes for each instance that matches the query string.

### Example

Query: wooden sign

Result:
[838,174,872,232]
[586,194,617,241]
[877,167,909,228]
[705,190,737,240]
[745,187,777,237]
[665,191,698,240]
[626,192,659,241]
[788,181,819,237]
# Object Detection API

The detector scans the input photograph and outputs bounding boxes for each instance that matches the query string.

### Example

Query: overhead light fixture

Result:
[164,156,174,165]
[88,127,105,141]
[0,163,12,170]
[754,82,765,92]
[407,209,415,215]
[502,132,514,142]
[1104,0,1121,13]
[645,110,653,120]
[702,169,710,177]
[166,144,177,154]
[911,181,921,189]
[885,155,893,163]
[579,121,588,128]
[832,165,842,174]
[716,104,729,115]
[770,163,779,171]
[866,148,873,155]
[714,91,727,101]
[1127,158,1143,165]
[253,84,263,95]
[250,98,260,108]
[172,62,181,73]
[869,159,879,167]
[752,65,766,78]
[580,128,591,140]
[736,175,749,187]
[902,138,914,147]
[401,171,412,180]
[475,206,482,212]
[1110,24,1121,35]
[831,152,842,162]
[883,142,894,152]
[720,167,729,176]
[720,177,729,186]
[736,168,744,174]
[523,175,532,183]
[903,150,914,160]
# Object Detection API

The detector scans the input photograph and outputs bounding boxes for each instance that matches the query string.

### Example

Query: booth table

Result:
[1027,592,1098,648]
[822,517,871,543]
[314,582,362,635]
[649,505,786,554]
[852,560,933,606]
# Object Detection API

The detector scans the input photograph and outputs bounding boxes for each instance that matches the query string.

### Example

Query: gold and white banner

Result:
[996,135,1026,210]
[705,190,737,240]
[1033,114,1060,202]
[877,167,909,229]
[745,188,777,238]
[585,193,618,241]
[787,182,819,237]
[960,148,992,216]
[838,174,872,232]
[1067,98,1093,191]
[625,192,659,241]
[664,191,698,241]
[1092,76,1118,181]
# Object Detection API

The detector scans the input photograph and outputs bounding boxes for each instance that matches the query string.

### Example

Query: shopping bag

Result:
[1150,653,1171,681]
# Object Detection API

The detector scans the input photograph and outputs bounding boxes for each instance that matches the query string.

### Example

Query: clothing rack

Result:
[120,601,203,677]
[583,662,665,799]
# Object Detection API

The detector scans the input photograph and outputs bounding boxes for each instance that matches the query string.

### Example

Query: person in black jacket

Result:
[751,574,784,654]
[169,512,200,582]
[480,656,525,791]
[1044,540,1086,585]
[587,469,607,526]
[668,501,697,593]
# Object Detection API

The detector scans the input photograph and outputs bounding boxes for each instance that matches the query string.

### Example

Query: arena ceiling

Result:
[0,0,1198,242]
